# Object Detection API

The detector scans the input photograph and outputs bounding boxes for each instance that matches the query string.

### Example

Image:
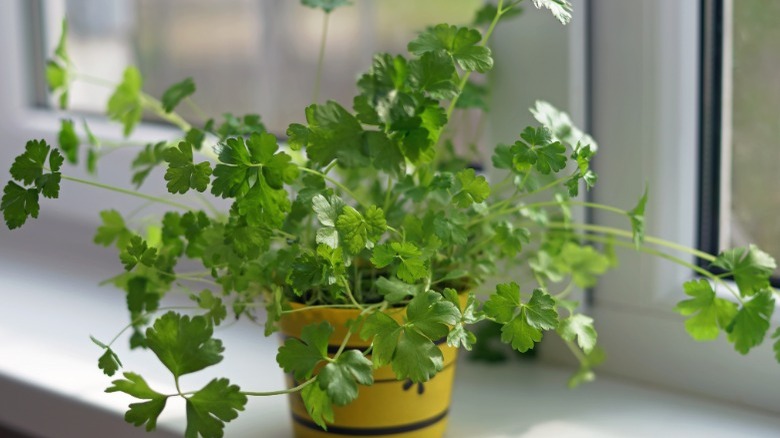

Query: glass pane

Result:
[52,0,480,133]
[728,0,780,273]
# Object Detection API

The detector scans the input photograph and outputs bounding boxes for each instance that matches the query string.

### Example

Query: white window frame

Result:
[586,0,779,411]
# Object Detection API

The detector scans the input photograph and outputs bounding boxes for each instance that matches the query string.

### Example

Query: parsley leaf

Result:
[483,283,558,352]
[162,141,213,194]
[2,182,40,230]
[10,139,53,185]
[161,77,196,113]
[98,348,123,377]
[94,209,133,249]
[452,168,490,208]
[131,142,168,188]
[712,245,777,297]
[145,312,224,378]
[361,291,459,382]
[558,314,597,354]
[276,321,332,381]
[58,119,79,164]
[726,290,775,354]
[185,378,247,438]
[371,242,429,283]
[335,205,387,254]
[120,235,158,271]
[532,0,573,25]
[301,383,334,430]
[554,242,610,288]
[408,24,494,73]
[407,51,459,100]
[531,101,597,150]
[318,350,373,406]
[444,290,483,351]
[106,372,168,432]
[107,66,144,137]
[628,186,648,248]
[674,279,737,341]
[300,101,367,167]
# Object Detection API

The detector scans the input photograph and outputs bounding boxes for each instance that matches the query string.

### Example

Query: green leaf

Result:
[494,221,530,257]
[375,242,428,283]
[567,347,605,389]
[301,383,334,430]
[484,284,558,352]
[555,242,610,288]
[407,24,494,73]
[53,18,70,62]
[455,80,489,110]
[300,0,351,13]
[185,378,247,438]
[98,348,122,376]
[120,236,158,271]
[94,209,133,249]
[726,290,775,354]
[531,101,597,151]
[445,291,482,350]
[452,168,490,208]
[628,186,648,248]
[106,372,167,432]
[10,139,51,185]
[335,205,386,254]
[772,328,780,364]
[318,350,373,406]
[131,142,167,188]
[195,290,228,326]
[161,77,196,113]
[473,3,523,26]
[58,119,79,164]
[276,321,332,381]
[360,291,458,382]
[145,312,224,378]
[558,314,597,354]
[674,279,737,341]
[407,51,459,100]
[375,277,420,304]
[126,276,160,315]
[46,61,69,108]
[532,0,573,25]
[712,245,777,297]
[511,127,567,175]
[1,181,40,229]
[162,141,213,194]
[364,130,405,176]
[107,66,144,137]
[312,194,345,228]
[303,101,366,167]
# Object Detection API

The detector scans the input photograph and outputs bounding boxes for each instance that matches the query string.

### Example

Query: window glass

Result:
[728,0,780,274]
[49,0,480,133]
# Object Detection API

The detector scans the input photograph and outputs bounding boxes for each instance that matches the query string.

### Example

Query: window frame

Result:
[586,0,779,411]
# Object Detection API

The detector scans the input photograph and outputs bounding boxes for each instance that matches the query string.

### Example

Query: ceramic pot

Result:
[279,302,459,438]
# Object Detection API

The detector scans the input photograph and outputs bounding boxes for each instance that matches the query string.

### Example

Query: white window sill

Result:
[2,219,779,438]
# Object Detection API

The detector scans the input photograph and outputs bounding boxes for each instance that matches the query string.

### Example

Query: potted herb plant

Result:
[2,0,778,437]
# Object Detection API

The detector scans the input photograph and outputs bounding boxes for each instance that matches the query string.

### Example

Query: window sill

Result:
[2,219,779,437]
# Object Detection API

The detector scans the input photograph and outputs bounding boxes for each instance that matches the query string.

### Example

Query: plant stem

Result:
[281,304,362,314]
[299,167,367,207]
[547,221,717,262]
[243,378,315,397]
[445,0,504,121]
[60,174,193,211]
[578,232,742,303]
[312,12,331,103]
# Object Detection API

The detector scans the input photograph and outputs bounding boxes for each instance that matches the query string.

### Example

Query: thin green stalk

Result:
[562,336,587,364]
[517,176,569,200]
[579,232,742,303]
[243,378,315,397]
[445,0,504,121]
[60,174,193,211]
[547,221,717,262]
[281,304,362,314]
[299,167,367,207]
[554,281,576,299]
[312,12,331,103]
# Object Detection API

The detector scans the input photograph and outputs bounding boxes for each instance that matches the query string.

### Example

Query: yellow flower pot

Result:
[279,301,460,438]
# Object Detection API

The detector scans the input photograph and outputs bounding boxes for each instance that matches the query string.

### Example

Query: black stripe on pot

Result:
[281,336,447,355]
[291,409,449,436]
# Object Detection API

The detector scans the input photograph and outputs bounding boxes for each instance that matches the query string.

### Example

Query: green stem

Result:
[579,232,742,303]
[562,336,588,364]
[299,167,367,207]
[312,12,331,103]
[547,221,717,262]
[281,304,362,314]
[243,378,315,397]
[554,281,576,300]
[60,174,193,211]
[444,0,504,122]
